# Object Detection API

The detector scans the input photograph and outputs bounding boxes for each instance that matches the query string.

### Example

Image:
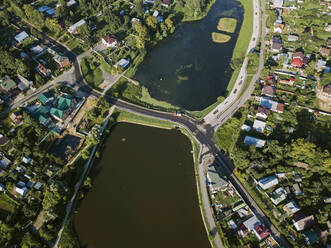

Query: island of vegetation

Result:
[217,17,237,33]
[211,32,231,43]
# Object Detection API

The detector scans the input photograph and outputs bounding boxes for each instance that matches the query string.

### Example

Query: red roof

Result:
[254,224,270,240]
[102,35,117,45]
[291,57,303,67]
[290,78,295,82]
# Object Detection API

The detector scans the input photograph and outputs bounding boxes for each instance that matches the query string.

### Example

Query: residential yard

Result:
[217,18,237,33]
[214,190,240,208]
[81,57,104,88]
[0,194,18,214]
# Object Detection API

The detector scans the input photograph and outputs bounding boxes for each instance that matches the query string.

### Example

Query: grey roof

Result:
[207,166,228,190]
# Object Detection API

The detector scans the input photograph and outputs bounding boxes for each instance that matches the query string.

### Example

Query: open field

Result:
[217,18,237,33]
[81,57,104,87]
[211,32,231,43]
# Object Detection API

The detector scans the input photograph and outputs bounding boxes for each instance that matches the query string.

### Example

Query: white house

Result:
[270,187,287,205]
[102,35,118,48]
[153,10,159,17]
[14,31,29,43]
[253,119,266,133]
[68,19,86,34]
[22,156,32,164]
[244,136,266,148]
[283,200,300,216]
[15,186,28,197]
[0,183,5,191]
[259,97,284,113]
[241,124,251,131]
[258,175,279,190]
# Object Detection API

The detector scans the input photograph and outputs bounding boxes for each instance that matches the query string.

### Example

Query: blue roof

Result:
[46,8,55,15]
[38,6,51,12]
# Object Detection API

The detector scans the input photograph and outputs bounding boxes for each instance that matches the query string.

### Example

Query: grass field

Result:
[113,108,176,130]
[212,32,231,43]
[0,194,17,213]
[81,57,104,87]
[217,18,237,33]
[140,87,179,110]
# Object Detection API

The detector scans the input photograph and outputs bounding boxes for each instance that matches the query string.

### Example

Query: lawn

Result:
[214,190,239,207]
[0,194,17,214]
[211,32,231,43]
[112,108,175,130]
[217,18,237,33]
[80,57,104,87]
[140,87,179,110]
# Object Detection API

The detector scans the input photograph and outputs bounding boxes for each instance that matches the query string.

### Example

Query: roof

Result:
[283,200,300,215]
[293,51,304,59]
[0,136,9,146]
[207,165,228,190]
[323,84,331,95]
[57,95,72,110]
[14,31,29,43]
[293,214,314,231]
[243,215,260,231]
[253,119,266,133]
[38,6,51,12]
[259,97,282,112]
[292,183,302,195]
[272,42,282,50]
[288,34,299,41]
[0,76,17,91]
[162,0,171,5]
[262,85,276,97]
[257,106,271,117]
[50,108,63,119]
[258,175,279,189]
[68,19,86,33]
[30,45,43,54]
[38,92,54,104]
[102,35,117,44]
[244,136,266,148]
[270,187,287,205]
[291,57,303,67]
[253,224,270,240]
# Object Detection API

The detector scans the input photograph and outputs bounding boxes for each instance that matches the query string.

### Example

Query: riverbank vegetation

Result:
[211,32,231,43]
[174,0,216,21]
[217,18,237,33]
[107,77,179,112]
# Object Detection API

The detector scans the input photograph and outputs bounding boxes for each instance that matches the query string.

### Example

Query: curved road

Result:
[7,1,290,247]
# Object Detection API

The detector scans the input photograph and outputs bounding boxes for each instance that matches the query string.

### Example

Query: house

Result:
[324,23,331,32]
[54,54,71,69]
[10,112,24,126]
[14,31,29,43]
[256,106,270,120]
[264,75,277,85]
[68,19,86,34]
[324,196,331,204]
[279,79,294,86]
[102,35,118,48]
[161,0,171,7]
[271,36,282,53]
[288,34,299,42]
[320,47,330,56]
[131,18,141,25]
[0,184,5,191]
[32,106,54,128]
[262,85,276,97]
[241,124,251,131]
[153,10,159,17]
[17,74,33,91]
[303,230,318,245]
[244,136,266,148]
[207,165,228,193]
[259,97,284,113]
[115,58,130,69]
[270,187,287,205]
[253,119,266,133]
[30,45,44,54]
[315,59,327,71]
[283,200,300,216]
[157,16,164,23]
[38,91,54,105]
[258,175,279,190]
[15,186,28,197]
[243,215,260,231]
[37,64,51,77]
[0,157,11,169]
[274,23,284,33]
[0,76,17,94]
[67,0,77,7]
[22,156,32,164]
[34,182,42,190]
[0,135,9,146]
[327,38,331,48]
[253,224,270,240]
[291,51,304,68]
[38,6,51,12]
[273,0,283,8]
[292,183,302,196]
[50,94,76,122]
[293,213,315,231]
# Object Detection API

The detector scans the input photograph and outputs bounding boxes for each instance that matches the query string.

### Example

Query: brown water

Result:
[74,123,210,248]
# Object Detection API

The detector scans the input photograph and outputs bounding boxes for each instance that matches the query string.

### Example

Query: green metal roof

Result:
[207,166,228,189]
[50,107,63,119]
[38,91,54,104]
[0,76,16,91]
[57,95,72,110]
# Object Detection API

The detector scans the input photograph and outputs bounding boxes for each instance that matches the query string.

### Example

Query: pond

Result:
[134,0,243,111]
[74,123,210,248]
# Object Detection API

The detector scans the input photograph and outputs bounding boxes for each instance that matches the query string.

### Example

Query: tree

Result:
[42,187,61,210]
[134,0,144,17]
[165,17,175,33]
[104,8,121,32]
[146,16,158,30]
[289,138,316,162]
